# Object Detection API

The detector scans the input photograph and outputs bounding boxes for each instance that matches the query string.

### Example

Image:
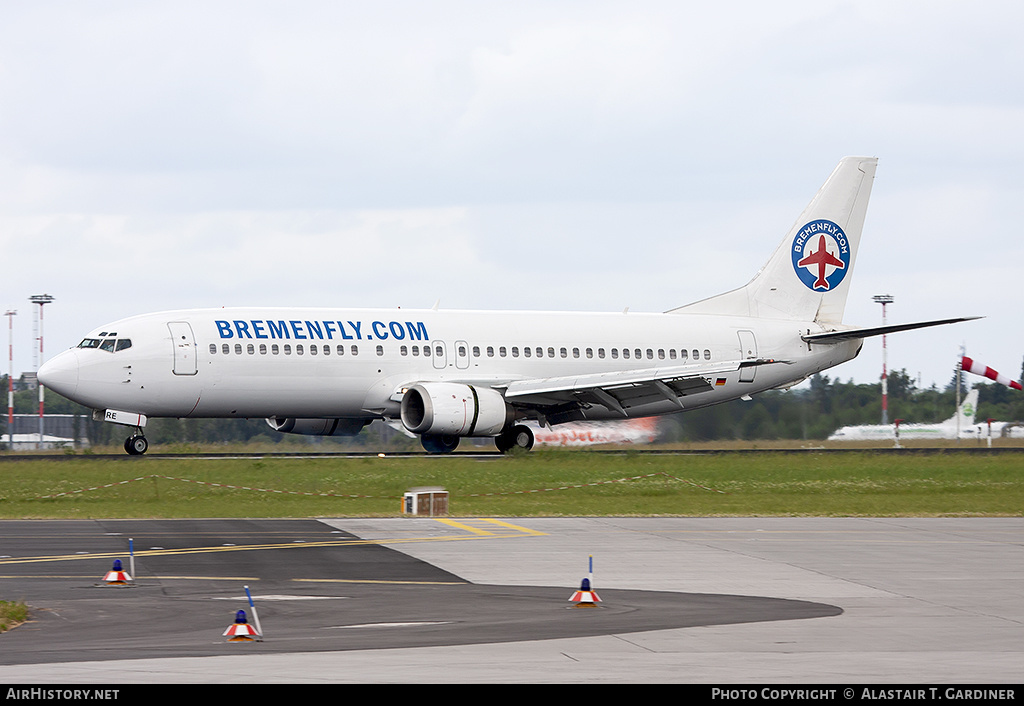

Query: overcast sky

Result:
[2,1,1022,391]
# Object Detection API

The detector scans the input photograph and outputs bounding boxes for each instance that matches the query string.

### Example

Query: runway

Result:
[0,517,1020,683]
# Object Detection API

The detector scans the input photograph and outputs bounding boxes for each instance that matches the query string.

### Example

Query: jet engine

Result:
[266,417,369,436]
[400,383,513,437]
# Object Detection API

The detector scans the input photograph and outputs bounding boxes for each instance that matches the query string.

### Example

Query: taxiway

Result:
[0,517,1019,683]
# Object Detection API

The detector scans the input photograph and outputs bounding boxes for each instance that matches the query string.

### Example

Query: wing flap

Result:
[503,359,781,415]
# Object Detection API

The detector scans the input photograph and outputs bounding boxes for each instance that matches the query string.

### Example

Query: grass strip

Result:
[0,450,1021,518]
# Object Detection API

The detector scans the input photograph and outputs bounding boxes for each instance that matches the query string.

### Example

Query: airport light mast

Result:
[5,309,14,451]
[30,294,54,449]
[873,295,894,425]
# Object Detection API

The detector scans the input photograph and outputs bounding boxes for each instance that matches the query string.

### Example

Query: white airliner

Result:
[828,388,980,441]
[38,156,976,455]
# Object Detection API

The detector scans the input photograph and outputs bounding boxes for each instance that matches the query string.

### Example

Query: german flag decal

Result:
[715,378,727,386]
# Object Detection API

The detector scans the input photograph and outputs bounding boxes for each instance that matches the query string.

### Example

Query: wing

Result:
[496,358,782,424]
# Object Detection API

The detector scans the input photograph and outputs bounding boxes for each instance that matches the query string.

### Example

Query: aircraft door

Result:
[455,340,470,369]
[738,330,757,383]
[168,322,198,376]
[431,340,447,370]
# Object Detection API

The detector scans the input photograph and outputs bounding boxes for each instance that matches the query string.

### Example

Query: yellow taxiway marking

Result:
[474,518,547,536]
[294,578,466,586]
[432,518,547,536]
[0,520,544,568]
[0,575,259,581]
[433,519,496,535]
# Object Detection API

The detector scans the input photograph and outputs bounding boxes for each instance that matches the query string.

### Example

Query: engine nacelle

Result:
[266,417,369,436]
[400,383,513,437]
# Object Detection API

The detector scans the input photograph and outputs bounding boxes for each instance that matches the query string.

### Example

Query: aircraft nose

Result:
[38,349,79,399]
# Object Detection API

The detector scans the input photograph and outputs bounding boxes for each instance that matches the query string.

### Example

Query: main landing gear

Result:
[494,424,535,453]
[124,431,148,456]
[418,424,536,454]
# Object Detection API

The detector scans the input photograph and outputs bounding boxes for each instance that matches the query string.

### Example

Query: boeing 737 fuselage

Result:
[38,157,975,454]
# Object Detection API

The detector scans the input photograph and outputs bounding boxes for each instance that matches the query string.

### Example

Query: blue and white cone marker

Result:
[223,610,260,642]
[569,577,601,607]
[102,559,132,585]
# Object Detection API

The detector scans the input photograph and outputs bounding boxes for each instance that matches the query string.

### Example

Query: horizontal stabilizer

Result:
[802,317,981,344]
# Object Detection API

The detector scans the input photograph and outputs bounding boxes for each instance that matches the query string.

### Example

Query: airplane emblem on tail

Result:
[798,234,845,289]
[791,219,851,291]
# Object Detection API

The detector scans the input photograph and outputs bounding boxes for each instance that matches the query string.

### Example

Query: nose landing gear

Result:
[124,432,148,456]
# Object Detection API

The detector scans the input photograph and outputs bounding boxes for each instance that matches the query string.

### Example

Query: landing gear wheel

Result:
[420,434,460,454]
[124,435,148,456]
[496,424,534,453]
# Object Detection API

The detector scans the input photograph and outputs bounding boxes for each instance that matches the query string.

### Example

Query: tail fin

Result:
[948,388,979,426]
[670,156,877,323]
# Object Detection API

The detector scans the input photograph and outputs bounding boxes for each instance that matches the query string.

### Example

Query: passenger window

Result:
[376,345,384,356]
[658,349,665,359]
[646,349,653,359]
[680,349,688,360]
[336,345,344,355]
[598,348,605,359]
[247,344,255,355]
[560,347,567,358]
[499,346,507,357]
[223,344,230,355]
[512,347,519,358]
[234,344,242,355]
[586,348,593,359]
[473,346,480,357]
[209,344,217,354]
[310,344,317,355]
[487,346,495,357]
[669,349,676,360]
[704,349,712,360]
[400,345,408,356]
[623,349,630,359]
[692,349,699,360]
[284,345,292,355]
[323,345,330,355]
[351,345,359,356]
[611,348,619,359]
[272,344,280,355]
[536,347,543,357]
[296,345,304,355]
[524,347,531,358]
[260,344,267,355]
[547,347,554,358]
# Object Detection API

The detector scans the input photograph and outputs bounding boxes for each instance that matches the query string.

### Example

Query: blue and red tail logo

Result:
[791,219,851,291]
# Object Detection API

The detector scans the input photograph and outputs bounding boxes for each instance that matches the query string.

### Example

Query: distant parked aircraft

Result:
[529,417,658,446]
[828,389,980,441]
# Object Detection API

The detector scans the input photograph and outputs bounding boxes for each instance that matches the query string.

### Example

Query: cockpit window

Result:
[78,337,132,352]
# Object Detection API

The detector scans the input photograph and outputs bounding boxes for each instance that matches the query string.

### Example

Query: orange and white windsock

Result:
[961,356,1022,391]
